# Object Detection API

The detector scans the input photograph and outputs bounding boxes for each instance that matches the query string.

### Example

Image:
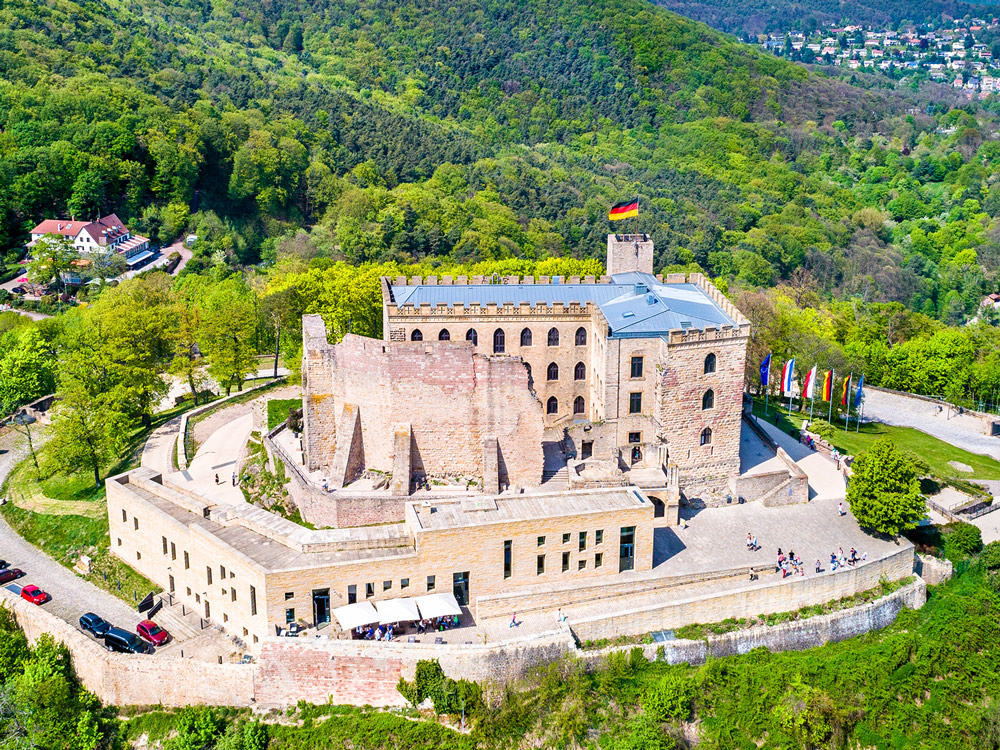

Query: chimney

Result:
[634,282,648,296]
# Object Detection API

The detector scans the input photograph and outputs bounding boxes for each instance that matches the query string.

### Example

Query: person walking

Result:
[838,501,846,517]
[214,473,219,485]
[231,472,236,487]
[752,535,758,552]
[815,559,822,574]
[510,612,519,628]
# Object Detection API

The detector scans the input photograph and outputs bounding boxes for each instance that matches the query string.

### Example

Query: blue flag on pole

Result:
[760,353,771,386]
[854,375,864,408]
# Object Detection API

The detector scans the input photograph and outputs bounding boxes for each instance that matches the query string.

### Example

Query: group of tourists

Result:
[417,616,460,633]
[829,546,865,571]
[775,548,807,578]
[355,624,396,641]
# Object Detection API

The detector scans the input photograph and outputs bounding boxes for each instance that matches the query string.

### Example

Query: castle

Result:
[303,234,751,501]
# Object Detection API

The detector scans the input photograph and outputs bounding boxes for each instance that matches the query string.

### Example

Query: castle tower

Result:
[606,233,654,276]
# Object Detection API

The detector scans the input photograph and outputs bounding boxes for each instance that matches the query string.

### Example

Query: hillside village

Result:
[758,18,1000,95]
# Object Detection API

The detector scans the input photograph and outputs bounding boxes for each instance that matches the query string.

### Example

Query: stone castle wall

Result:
[302,319,544,487]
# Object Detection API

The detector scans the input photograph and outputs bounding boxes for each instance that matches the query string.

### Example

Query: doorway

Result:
[312,588,331,626]
[452,571,470,606]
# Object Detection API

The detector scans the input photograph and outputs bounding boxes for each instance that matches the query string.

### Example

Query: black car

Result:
[80,613,111,637]
[0,560,7,570]
[102,626,153,655]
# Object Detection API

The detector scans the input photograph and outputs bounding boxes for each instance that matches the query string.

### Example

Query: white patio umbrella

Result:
[414,592,462,619]
[332,601,379,630]
[375,597,420,624]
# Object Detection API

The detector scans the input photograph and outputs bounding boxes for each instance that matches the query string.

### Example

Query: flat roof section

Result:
[389,272,737,337]
[411,487,652,531]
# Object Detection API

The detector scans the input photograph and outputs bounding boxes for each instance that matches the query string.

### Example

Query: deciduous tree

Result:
[846,437,925,536]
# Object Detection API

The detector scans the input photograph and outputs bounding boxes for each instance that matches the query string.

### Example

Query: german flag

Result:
[609,198,639,221]
[822,370,833,401]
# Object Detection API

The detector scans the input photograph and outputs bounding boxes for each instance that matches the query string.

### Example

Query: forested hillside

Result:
[1,0,1000,328]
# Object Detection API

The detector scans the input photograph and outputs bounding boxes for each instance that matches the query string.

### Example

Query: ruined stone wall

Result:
[301,318,544,487]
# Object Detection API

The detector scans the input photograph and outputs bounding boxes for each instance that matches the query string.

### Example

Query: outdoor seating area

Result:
[333,592,464,642]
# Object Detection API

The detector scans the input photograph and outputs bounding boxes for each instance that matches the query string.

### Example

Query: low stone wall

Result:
[915,554,953,585]
[2,556,923,709]
[1,588,254,707]
[583,577,926,666]
[570,545,915,642]
[761,448,809,506]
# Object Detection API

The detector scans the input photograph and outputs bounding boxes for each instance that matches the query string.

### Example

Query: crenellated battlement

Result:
[390,274,610,287]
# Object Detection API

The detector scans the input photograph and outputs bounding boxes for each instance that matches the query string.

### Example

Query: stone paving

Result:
[863,388,1000,460]
[754,418,846,501]
[166,412,253,505]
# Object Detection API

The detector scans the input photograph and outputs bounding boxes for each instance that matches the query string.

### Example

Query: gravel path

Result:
[863,389,1000,460]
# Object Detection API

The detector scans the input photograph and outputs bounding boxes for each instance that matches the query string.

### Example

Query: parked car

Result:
[102,626,153,654]
[80,613,111,637]
[20,584,47,604]
[0,560,8,569]
[0,568,25,584]
[136,619,170,646]
[10,287,22,295]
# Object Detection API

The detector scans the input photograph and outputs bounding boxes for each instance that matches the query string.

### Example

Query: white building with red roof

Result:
[28,214,154,269]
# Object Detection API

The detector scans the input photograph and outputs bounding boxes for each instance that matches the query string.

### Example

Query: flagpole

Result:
[828,369,834,424]
[764,356,770,417]
[844,372,853,432]
[856,374,865,433]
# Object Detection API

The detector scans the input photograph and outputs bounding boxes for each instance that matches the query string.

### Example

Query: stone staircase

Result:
[151,595,204,640]
[541,466,569,489]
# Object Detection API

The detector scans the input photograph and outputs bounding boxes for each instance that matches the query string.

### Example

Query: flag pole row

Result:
[757,354,865,428]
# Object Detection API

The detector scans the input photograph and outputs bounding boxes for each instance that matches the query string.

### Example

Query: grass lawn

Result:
[751,397,1000,480]
[0,400,207,604]
[267,398,301,431]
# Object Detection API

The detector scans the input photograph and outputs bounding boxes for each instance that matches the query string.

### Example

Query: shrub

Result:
[982,541,1000,570]
[396,659,483,719]
[943,522,983,560]
[642,671,695,723]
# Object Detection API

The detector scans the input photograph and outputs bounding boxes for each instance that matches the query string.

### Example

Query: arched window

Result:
[411,329,423,342]
[574,396,585,414]
[547,327,559,346]
[547,362,559,381]
[574,362,586,380]
[520,327,533,347]
[704,352,717,374]
[493,329,505,354]
[438,329,451,341]
[702,389,715,410]
[546,397,558,414]
[575,327,587,346]
[700,428,713,446]
[466,329,478,345]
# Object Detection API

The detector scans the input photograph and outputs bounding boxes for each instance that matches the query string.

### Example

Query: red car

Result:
[20,584,48,605]
[136,620,170,646]
[0,568,24,584]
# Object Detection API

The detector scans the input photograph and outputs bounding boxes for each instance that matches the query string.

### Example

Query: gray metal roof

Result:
[390,272,736,339]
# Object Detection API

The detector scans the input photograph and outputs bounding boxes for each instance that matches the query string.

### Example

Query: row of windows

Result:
[535,552,603,574]
[344,575,433,604]
[547,396,587,415]
[508,531,606,577]
[412,326,588,351]
[545,362,587,380]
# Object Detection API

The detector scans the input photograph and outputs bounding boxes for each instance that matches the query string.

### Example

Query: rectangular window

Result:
[503,540,512,579]
[220,565,226,579]
[366,582,375,598]
[537,535,545,547]
[243,628,248,637]
[383,580,392,591]
[579,531,587,552]
[285,608,295,624]
[562,551,570,572]
[347,585,357,604]
[562,532,570,544]
[184,551,190,569]
[628,432,641,444]
[596,530,604,545]
[116,538,121,546]
[136,551,141,560]
[171,542,176,561]
[537,554,545,575]
[619,526,636,572]
[162,536,168,555]
[121,509,127,522]
[284,591,294,600]
[629,392,642,414]
[427,575,436,592]
[630,356,643,378]
[187,586,192,597]
[169,575,175,593]
[223,613,228,623]
[231,588,236,602]
[133,517,139,530]
[401,578,409,589]
[595,552,603,568]
[206,566,213,585]
[578,560,586,570]
[205,601,211,619]
[253,635,258,644]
